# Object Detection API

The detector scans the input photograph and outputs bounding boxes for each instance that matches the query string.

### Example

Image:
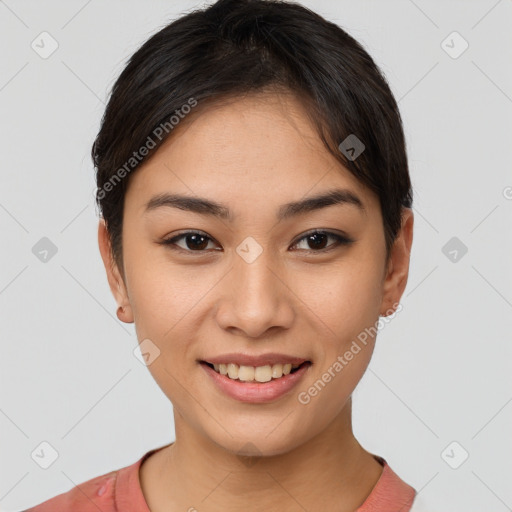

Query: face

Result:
[99,91,413,457]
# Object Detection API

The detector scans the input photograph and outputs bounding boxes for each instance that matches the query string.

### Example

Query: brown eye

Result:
[160,229,353,255]
[161,231,219,252]
[182,233,210,250]
[291,230,353,252]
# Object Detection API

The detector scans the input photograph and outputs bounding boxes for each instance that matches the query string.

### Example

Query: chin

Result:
[207,424,310,459]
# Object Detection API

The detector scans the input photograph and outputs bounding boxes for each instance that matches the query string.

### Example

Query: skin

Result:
[98,91,413,512]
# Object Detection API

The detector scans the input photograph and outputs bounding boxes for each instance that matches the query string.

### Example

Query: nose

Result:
[214,246,295,339]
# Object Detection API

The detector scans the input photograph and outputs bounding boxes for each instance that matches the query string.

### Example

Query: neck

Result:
[140,398,383,512]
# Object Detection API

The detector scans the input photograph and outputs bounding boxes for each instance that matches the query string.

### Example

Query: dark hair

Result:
[92,0,413,273]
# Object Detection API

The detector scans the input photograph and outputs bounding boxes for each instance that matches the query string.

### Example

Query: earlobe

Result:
[97,219,134,324]
[116,305,133,323]
[379,208,414,316]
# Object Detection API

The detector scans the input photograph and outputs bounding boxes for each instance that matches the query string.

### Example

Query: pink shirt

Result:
[24,446,417,511]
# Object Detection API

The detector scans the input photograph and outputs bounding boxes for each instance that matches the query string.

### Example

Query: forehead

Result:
[161,91,328,165]
[124,92,378,215]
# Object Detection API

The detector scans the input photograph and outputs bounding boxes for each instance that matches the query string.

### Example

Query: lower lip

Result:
[200,362,311,403]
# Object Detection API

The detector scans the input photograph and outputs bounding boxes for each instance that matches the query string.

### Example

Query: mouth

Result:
[200,360,311,383]
[199,358,312,403]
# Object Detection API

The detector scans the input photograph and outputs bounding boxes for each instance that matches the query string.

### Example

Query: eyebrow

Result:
[144,188,365,221]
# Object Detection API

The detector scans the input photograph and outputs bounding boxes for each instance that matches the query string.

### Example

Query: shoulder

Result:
[22,446,166,512]
[23,466,124,512]
[357,455,416,512]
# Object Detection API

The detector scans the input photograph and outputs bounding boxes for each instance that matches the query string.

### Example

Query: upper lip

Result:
[201,353,309,367]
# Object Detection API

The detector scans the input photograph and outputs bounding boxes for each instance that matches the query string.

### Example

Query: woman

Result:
[25,0,421,510]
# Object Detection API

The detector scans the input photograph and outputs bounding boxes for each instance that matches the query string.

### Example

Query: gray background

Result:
[1,1,511,510]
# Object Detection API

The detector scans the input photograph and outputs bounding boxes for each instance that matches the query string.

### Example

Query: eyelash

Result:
[159,229,354,255]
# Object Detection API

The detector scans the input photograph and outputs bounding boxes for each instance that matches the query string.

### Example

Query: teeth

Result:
[227,363,239,379]
[255,365,272,382]
[209,362,303,382]
[238,365,255,381]
[272,363,283,378]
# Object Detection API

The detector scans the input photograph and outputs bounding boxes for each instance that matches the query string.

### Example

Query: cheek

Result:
[124,257,205,400]
[122,231,210,340]
[294,255,384,342]
[297,264,381,414]
[129,272,207,348]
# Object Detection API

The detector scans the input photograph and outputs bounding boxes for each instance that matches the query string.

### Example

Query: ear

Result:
[98,218,134,324]
[379,208,414,316]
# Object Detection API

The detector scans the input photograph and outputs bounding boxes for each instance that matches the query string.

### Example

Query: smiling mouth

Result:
[201,361,311,383]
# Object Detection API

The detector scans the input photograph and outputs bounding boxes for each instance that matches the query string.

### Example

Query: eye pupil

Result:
[307,233,328,250]
[164,230,348,254]
[187,234,208,250]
